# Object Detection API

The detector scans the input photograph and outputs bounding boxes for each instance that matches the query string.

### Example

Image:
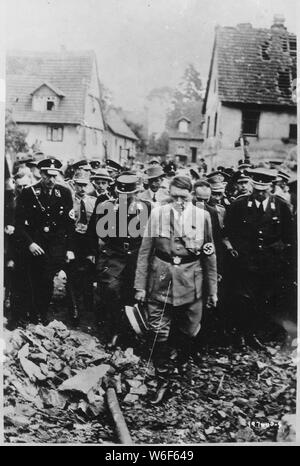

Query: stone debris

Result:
[3,321,143,444]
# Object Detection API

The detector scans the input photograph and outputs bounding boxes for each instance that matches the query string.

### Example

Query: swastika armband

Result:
[202,242,215,255]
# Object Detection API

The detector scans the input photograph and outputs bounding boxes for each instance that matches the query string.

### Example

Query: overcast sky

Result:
[4,0,299,111]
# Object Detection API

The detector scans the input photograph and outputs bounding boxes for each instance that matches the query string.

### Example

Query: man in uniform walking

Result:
[14,158,75,324]
[224,168,293,348]
[134,176,218,404]
[66,174,96,321]
[87,175,152,345]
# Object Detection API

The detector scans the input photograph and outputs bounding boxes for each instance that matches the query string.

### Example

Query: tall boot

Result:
[176,331,192,372]
[150,341,171,405]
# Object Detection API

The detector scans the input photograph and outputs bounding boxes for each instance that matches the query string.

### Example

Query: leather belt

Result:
[155,249,199,265]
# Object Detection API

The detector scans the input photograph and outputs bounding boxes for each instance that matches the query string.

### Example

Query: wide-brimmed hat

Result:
[149,157,160,165]
[145,165,165,180]
[247,168,276,190]
[90,168,112,181]
[37,158,62,175]
[115,175,139,194]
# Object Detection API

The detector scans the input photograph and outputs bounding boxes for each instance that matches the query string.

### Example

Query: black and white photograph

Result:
[1,0,298,447]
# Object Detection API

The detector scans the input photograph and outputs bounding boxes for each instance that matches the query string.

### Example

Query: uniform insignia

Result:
[247,200,253,208]
[202,242,215,255]
[54,189,61,197]
[35,188,41,196]
[69,209,75,220]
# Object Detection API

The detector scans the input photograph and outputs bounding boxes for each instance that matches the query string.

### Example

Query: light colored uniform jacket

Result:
[134,202,217,306]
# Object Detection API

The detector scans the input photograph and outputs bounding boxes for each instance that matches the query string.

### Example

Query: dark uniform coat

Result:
[14,181,75,319]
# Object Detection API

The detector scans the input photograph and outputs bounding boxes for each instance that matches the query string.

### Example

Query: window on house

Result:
[278,70,292,97]
[281,36,288,52]
[289,38,297,57]
[289,124,297,140]
[206,116,210,138]
[214,112,218,136]
[47,125,63,142]
[261,41,271,60]
[242,110,260,136]
[178,120,189,132]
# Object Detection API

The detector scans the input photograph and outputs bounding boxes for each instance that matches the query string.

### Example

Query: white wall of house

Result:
[105,131,136,164]
[19,123,81,162]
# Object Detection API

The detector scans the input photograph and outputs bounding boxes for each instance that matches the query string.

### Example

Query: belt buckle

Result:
[123,242,130,252]
[173,256,181,265]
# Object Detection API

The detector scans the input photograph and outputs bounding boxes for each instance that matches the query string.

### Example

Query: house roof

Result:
[203,23,296,112]
[30,81,66,97]
[167,100,204,141]
[105,108,138,141]
[6,50,96,124]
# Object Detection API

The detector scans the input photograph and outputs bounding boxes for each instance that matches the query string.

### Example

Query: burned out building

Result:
[202,15,297,169]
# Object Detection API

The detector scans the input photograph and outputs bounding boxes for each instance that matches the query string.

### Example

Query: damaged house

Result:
[202,15,297,168]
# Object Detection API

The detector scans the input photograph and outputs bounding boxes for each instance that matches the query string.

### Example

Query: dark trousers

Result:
[96,252,137,335]
[25,248,67,319]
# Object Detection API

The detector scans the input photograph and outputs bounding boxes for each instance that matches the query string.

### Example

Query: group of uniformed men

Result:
[4,153,296,404]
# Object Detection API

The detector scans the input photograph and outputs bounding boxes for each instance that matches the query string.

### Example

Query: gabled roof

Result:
[30,81,66,97]
[203,23,296,112]
[6,50,96,124]
[105,108,138,141]
[167,100,204,141]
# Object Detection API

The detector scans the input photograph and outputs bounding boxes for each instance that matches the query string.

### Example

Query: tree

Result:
[173,64,203,103]
[99,81,113,111]
[5,109,28,154]
[124,119,147,153]
[147,132,169,155]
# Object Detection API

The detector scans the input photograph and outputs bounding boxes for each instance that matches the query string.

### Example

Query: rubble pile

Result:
[3,320,147,444]
[3,319,297,444]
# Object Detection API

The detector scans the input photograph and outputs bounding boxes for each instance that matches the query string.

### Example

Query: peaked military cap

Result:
[247,168,276,190]
[37,158,62,175]
[71,159,91,171]
[106,159,123,172]
[207,170,229,183]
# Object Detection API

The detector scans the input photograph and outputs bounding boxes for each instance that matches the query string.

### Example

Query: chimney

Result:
[271,14,286,31]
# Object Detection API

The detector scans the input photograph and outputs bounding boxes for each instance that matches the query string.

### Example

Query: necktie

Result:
[258,201,264,217]
[79,199,87,224]
[153,193,156,202]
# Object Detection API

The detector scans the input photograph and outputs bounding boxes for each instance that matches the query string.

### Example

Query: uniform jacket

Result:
[15,181,75,252]
[92,197,152,279]
[134,202,218,306]
[138,187,169,205]
[224,194,293,272]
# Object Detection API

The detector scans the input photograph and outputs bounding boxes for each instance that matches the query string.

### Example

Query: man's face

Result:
[15,179,29,195]
[148,176,162,192]
[237,180,251,195]
[210,191,224,205]
[169,186,191,212]
[41,172,57,189]
[74,182,87,197]
[93,178,109,194]
[253,187,269,202]
[195,186,211,202]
